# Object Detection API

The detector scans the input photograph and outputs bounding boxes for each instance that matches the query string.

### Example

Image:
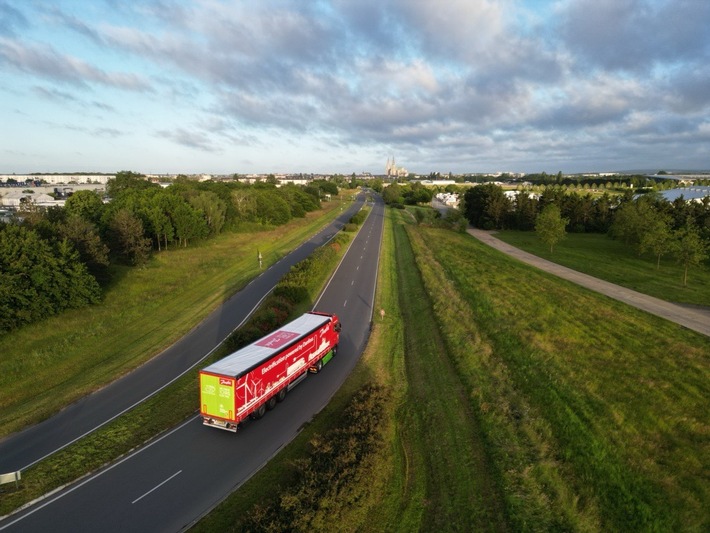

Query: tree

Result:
[109,209,151,265]
[674,224,708,286]
[170,202,208,247]
[58,216,110,275]
[189,191,227,235]
[64,190,105,224]
[535,204,568,253]
[106,171,156,198]
[382,183,404,205]
[639,214,674,269]
[513,191,539,231]
[462,183,510,229]
[0,224,100,332]
[609,200,653,248]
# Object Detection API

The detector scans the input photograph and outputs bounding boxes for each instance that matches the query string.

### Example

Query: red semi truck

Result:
[200,311,341,432]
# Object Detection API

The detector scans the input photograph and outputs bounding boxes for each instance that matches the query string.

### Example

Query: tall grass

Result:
[411,225,709,531]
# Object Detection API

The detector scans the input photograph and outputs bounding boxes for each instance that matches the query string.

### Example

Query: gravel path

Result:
[466,227,710,338]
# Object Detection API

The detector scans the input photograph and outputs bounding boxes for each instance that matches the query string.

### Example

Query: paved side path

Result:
[467,228,710,338]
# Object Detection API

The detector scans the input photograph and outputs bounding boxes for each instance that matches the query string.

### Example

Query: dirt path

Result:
[466,227,710,338]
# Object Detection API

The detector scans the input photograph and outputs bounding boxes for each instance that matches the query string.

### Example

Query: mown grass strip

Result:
[414,226,709,531]
[0,197,352,437]
[495,230,710,306]
[0,224,354,517]
[393,211,509,532]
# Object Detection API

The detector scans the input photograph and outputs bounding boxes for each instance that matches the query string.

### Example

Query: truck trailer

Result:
[200,311,341,432]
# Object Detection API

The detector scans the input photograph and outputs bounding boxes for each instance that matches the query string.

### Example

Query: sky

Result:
[1,0,709,176]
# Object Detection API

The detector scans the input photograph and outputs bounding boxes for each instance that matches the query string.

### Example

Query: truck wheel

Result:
[315,359,323,373]
[251,404,266,420]
[266,396,277,410]
[332,344,338,357]
[276,389,287,402]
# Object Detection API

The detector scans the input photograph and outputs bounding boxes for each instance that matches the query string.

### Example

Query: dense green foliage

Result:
[235,384,387,532]
[462,184,710,281]
[0,224,100,332]
[381,182,433,207]
[1,172,335,333]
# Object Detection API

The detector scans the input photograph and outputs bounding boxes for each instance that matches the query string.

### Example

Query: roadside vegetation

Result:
[0,171,343,333]
[198,205,707,532]
[0,193,352,438]
[0,221,356,516]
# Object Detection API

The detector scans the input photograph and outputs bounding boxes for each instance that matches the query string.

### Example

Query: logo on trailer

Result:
[255,330,299,349]
[219,378,233,386]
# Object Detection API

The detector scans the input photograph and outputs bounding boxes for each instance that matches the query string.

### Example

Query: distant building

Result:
[385,157,408,178]
[654,186,710,203]
[0,174,113,185]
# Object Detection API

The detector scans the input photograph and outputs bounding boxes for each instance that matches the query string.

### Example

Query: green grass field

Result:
[0,198,351,438]
[198,207,709,532]
[411,225,709,531]
[495,230,710,306]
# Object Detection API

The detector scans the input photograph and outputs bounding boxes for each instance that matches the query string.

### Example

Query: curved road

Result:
[0,195,385,532]
[467,227,710,338]
[0,195,366,474]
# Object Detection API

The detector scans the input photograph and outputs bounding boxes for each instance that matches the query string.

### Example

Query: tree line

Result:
[0,172,339,333]
[462,184,710,285]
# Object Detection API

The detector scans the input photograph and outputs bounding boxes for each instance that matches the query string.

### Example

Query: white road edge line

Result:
[132,470,182,504]
[0,417,198,531]
[18,287,275,473]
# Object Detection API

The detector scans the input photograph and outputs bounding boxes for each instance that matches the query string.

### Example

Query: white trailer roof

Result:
[201,312,331,378]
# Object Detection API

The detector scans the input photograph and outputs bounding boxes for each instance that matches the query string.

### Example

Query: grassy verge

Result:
[0,229,354,516]
[495,230,710,306]
[387,210,509,531]
[413,225,709,531]
[192,205,404,532]
[0,197,352,437]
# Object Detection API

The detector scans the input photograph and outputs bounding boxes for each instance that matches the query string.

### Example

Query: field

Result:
[0,197,351,438]
[494,230,710,306]
[199,207,709,531]
[3,200,708,530]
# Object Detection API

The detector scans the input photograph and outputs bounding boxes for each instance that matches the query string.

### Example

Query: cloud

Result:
[6,0,710,173]
[0,1,28,37]
[157,127,220,153]
[0,38,152,91]
[557,0,710,72]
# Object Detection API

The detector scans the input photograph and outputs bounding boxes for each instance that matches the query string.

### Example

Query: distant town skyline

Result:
[1,1,709,176]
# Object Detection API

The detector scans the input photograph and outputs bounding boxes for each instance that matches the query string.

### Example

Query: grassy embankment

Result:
[495,230,710,306]
[199,207,707,531]
[195,206,512,531]
[406,223,708,531]
[0,202,358,516]
[0,196,353,438]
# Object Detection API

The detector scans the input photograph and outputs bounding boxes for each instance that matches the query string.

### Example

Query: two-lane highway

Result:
[0,195,385,532]
[0,196,365,474]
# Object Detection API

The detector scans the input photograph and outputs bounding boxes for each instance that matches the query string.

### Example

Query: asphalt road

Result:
[0,195,385,532]
[0,195,366,474]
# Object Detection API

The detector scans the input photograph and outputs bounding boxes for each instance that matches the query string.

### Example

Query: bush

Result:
[236,384,387,531]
